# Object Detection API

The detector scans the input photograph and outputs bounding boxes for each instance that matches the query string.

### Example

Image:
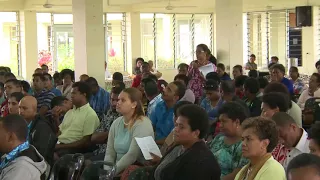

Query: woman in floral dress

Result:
[188,44,216,104]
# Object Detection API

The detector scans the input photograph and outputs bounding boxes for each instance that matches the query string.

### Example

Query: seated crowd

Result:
[1,44,320,180]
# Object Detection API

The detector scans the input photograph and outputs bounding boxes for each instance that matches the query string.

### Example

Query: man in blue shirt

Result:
[43,73,62,97]
[86,77,110,120]
[216,63,231,81]
[150,81,186,145]
[270,64,294,95]
[142,78,162,118]
[32,73,56,117]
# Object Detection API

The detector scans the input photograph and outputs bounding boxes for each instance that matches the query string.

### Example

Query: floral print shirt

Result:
[93,109,121,156]
[188,61,216,100]
[291,78,306,95]
[207,134,248,177]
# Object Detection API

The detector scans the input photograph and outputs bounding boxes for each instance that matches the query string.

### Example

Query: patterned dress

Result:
[188,61,216,101]
[207,134,248,177]
[93,110,121,156]
[291,78,306,95]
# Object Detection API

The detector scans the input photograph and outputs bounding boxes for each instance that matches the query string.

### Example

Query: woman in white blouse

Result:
[297,73,320,110]
[57,69,74,99]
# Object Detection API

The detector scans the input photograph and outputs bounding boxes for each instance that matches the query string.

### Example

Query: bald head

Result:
[19,96,37,122]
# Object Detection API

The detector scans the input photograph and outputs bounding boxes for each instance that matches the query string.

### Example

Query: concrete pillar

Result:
[300,6,319,74]
[126,12,141,75]
[72,0,105,85]
[20,11,38,80]
[215,0,243,72]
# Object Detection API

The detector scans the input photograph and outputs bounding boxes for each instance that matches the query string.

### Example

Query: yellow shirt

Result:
[58,103,100,144]
[235,157,286,180]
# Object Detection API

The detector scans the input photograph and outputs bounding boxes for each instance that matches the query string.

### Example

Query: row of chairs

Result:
[49,154,116,180]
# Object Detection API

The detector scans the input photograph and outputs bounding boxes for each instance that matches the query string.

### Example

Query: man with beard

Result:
[87,86,124,161]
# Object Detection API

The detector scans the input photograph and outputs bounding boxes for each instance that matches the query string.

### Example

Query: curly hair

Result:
[241,117,278,153]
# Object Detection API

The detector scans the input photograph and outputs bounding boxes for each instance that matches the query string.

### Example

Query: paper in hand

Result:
[135,136,162,160]
[199,63,214,77]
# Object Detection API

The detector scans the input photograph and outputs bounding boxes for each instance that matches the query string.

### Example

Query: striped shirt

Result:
[34,89,55,117]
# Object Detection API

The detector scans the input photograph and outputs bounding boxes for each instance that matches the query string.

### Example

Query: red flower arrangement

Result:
[109,48,116,57]
[38,50,52,66]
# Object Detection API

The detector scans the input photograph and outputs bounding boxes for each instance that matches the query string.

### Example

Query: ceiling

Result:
[0,0,319,13]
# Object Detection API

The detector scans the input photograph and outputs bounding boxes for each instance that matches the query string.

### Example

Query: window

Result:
[105,13,127,73]
[140,13,155,63]
[194,14,213,59]
[140,13,213,69]
[0,12,20,75]
[175,14,192,67]
[155,14,174,69]
[246,12,269,69]
[246,10,289,69]
[269,11,287,66]
[37,13,127,73]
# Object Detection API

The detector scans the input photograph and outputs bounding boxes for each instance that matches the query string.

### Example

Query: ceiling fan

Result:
[107,0,165,6]
[149,0,196,10]
[32,0,70,9]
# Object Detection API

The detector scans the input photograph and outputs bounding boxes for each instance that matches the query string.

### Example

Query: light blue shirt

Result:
[89,87,110,119]
[150,101,174,140]
[114,120,131,162]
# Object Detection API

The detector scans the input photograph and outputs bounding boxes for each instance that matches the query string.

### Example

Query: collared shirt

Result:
[0,99,8,117]
[283,129,310,169]
[150,101,175,140]
[89,87,110,120]
[93,109,121,156]
[58,103,100,144]
[34,89,55,117]
[147,94,162,118]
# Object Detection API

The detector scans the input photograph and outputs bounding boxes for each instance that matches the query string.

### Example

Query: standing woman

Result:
[235,117,286,180]
[188,44,216,104]
[104,88,154,175]
[57,69,74,100]
[134,58,145,75]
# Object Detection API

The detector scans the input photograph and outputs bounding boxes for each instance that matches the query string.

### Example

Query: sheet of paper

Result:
[199,63,214,77]
[135,136,162,160]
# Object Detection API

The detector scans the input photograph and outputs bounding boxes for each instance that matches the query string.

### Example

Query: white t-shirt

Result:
[297,88,320,110]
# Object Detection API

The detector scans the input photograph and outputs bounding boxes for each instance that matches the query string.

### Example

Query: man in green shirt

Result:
[55,82,100,156]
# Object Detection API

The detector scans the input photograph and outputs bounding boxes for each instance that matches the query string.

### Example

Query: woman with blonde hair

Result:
[104,88,154,175]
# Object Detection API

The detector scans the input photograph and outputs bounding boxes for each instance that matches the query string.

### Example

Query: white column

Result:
[72,0,105,86]
[20,11,38,80]
[126,12,141,75]
[215,0,243,72]
[300,6,318,74]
